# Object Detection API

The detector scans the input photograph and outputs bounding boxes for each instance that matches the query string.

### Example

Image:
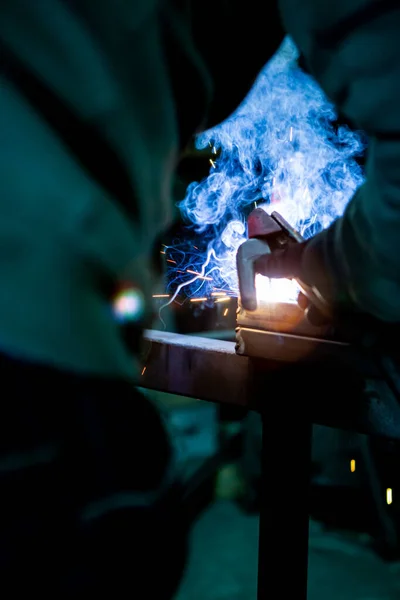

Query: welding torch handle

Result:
[237,238,272,312]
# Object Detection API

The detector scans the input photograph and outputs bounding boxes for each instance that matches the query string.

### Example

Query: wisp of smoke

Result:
[174,37,365,301]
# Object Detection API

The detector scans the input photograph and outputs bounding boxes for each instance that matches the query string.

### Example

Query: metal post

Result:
[257,397,312,599]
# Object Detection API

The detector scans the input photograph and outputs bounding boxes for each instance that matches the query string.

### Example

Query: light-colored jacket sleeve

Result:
[280,1,400,321]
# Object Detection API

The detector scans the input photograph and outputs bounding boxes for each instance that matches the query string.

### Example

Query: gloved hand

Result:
[252,240,326,326]
[250,218,392,345]
[250,220,360,330]
[252,236,333,326]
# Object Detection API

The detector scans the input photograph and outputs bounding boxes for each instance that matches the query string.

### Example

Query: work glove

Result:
[250,218,382,341]
[253,226,343,327]
[251,221,400,359]
[253,240,327,327]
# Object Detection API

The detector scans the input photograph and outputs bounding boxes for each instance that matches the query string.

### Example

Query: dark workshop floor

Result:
[176,500,400,600]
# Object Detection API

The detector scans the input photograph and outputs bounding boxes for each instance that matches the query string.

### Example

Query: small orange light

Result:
[350,459,356,473]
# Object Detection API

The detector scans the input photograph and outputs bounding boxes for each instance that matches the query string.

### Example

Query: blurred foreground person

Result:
[0,1,283,596]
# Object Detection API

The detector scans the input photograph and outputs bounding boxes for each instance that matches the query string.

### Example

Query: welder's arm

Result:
[301,140,400,323]
[257,5,400,323]
[256,149,400,324]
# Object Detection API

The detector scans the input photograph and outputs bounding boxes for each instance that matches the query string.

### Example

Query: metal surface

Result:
[236,325,349,363]
[141,329,400,440]
[141,330,251,407]
[237,299,325,337]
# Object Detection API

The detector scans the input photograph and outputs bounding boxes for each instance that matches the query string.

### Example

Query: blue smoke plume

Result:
[172,38,365,300]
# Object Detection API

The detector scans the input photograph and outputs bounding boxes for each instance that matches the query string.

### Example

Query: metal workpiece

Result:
[141,329,252,407]
[141,329,400,441]
[236,299,332,338]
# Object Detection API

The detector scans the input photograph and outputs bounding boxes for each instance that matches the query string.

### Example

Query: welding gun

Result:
[236,207,332,320]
